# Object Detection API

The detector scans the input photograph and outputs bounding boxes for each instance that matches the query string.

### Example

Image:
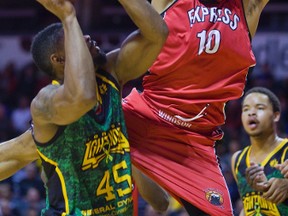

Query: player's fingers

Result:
[255,181,269,191]
[246,168,264,185]
[264,191,284,204]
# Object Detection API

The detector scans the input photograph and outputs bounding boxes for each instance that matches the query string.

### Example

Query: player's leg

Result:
[180,198,210,216]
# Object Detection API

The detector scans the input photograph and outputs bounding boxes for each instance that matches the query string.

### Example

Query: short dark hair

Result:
[242,87,281,113]
[30,23,64,78]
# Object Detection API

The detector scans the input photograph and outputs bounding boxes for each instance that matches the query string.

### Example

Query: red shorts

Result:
[122,89,233,216]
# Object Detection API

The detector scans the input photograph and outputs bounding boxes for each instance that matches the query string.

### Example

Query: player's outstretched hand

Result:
[36,0,76,21]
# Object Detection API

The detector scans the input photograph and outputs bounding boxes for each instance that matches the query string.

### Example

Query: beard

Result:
[93,50,107,67]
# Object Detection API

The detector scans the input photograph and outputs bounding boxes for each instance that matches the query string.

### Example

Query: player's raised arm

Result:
[108,0,168,85]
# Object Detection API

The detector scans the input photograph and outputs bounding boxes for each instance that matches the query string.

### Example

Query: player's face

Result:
[241,93,276,137]
[84,35,107,67]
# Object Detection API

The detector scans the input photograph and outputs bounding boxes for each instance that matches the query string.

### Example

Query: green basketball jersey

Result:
[34,69,133,216]
[234,138,288,216]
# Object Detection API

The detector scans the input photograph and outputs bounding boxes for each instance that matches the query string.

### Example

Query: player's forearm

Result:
[0,130,38,180]
[118,0,168,43]
[36,0,95,104]
[63,16,96,105]
[0,160,33,181]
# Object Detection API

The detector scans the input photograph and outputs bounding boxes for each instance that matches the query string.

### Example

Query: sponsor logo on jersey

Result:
[242,192,280,215]
[205,188,224,206]
[158,110,192,128]
[187,6,240,30]
[81,123,130,170]
[269,158,279,168]
[81,196,133,215]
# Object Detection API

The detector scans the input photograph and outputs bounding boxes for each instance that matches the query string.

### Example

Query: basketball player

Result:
[0,0,168,214]
[231,87,288,215]
[122,0,270,215]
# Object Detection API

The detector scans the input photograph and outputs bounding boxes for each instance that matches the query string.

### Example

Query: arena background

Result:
[0,0,287,215]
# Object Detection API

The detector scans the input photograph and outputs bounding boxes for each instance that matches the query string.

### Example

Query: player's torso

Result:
[37,69,133,216]
[234,139,288,216]
[143,0,256,127]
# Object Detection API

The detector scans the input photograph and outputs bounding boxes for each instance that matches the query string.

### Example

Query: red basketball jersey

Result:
[143,0,256,128]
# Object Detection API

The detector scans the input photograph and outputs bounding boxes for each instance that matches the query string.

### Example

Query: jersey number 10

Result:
[197,30,221,55]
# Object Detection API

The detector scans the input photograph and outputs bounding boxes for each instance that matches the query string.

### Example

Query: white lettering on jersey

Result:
[188,6,240,30]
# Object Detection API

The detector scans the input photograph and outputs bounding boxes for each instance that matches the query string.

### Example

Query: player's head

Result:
[243,87,281,113]
[30,23,107,80]
[241,87,281,136]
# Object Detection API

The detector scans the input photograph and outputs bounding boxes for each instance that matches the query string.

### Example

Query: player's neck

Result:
[250,134,282,152]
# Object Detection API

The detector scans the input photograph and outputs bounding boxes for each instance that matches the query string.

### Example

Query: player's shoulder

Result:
[231,150,242,165]
[31,84,57,107]
[30,84,59,122]
[231,146,251,166]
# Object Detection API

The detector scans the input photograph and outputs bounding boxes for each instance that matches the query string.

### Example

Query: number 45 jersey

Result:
[144,0,256,129]
[35,69,133,216]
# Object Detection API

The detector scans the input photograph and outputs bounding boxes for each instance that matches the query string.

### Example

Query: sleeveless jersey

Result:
[34,69,133,216]
[234,139,288,216]
[143,0,256,128]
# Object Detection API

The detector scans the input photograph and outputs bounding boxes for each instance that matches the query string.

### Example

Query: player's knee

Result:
[151,194,169,213]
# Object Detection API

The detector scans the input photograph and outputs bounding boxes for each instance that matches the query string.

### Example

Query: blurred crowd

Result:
[0,0,288,215]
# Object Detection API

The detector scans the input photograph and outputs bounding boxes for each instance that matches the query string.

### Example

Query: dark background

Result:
[0,1,287,216]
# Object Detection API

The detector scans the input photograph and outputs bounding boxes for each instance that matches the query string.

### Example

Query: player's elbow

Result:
[81,93,97,106]
[70,91,97,110]
[150,22,169,46]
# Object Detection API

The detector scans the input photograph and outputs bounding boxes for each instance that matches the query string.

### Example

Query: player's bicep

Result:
[115,31,163,84]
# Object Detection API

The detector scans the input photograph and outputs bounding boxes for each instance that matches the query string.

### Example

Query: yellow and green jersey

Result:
[234,139,288,216]
[34,69,133,216]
